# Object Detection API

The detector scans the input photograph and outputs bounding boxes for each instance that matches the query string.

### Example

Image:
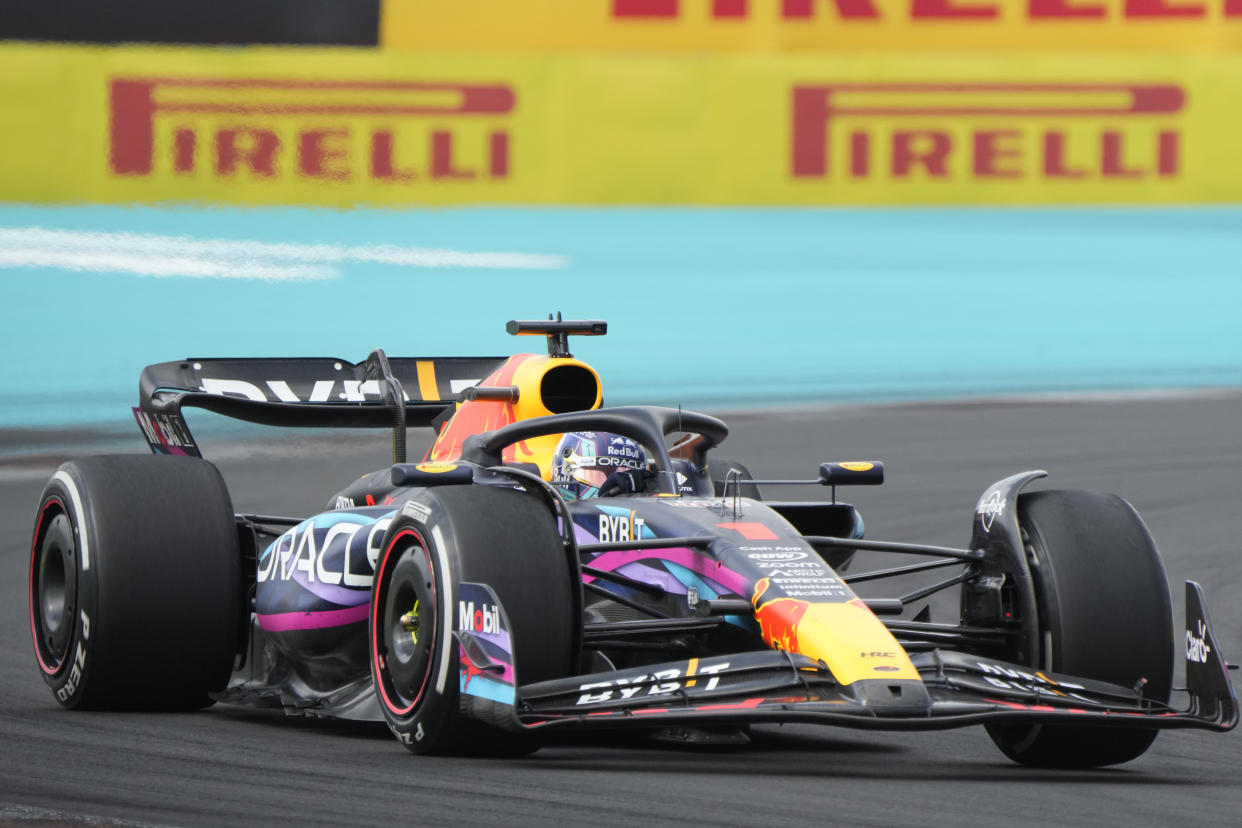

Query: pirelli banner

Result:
[3,44,1242,205]
[383,0,1242,53]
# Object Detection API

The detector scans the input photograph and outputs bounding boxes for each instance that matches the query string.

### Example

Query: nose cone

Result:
[752,578,920,686]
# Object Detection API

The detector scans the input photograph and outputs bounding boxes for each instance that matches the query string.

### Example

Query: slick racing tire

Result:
[29,455,243,710]
[709,458,761,500]
[370,484,576,756]
[987,489,1173,768]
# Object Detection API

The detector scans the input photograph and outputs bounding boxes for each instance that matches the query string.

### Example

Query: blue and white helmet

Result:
[550,432,648,500]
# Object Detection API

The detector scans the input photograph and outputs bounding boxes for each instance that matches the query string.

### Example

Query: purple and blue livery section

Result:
[255,509,394,632]
[457,581,516,707]
[577,504,749,602]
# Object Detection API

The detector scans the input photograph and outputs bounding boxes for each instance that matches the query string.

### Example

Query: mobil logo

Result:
[459,600,502,635]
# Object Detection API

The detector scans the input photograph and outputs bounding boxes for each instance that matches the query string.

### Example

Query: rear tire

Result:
[29,455,243,710]
[987,489,1173,768]
[370,485,576,755]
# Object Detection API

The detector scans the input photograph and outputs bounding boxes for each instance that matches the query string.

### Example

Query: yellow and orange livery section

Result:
[752,577,918,684]
[426,353,603,479]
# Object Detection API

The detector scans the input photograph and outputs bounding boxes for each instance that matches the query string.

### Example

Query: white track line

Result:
[0,226,568,280]
[0,248,334,280]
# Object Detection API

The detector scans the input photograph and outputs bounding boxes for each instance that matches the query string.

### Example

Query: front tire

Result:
[29,455,243,710]
[370,485,576,755]
[987,489,1173,768]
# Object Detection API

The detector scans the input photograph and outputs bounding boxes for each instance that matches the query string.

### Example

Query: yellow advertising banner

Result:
[382,0,1242,53]
[2,43,1241,206]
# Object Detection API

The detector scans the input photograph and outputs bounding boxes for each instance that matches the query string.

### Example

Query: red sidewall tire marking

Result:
[30,497,68,677]
[372,527,436,717]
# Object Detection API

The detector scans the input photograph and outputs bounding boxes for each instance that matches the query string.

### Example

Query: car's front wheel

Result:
[986,489,1173,768]
[370,484,576,755]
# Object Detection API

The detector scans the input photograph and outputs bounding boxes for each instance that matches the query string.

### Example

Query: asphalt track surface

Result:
[1,393,1239,827]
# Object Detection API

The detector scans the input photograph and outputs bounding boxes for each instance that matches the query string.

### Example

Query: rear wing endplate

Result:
[133,352,507,459]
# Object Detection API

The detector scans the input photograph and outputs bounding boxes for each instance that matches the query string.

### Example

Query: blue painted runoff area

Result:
[1,204,1240,431]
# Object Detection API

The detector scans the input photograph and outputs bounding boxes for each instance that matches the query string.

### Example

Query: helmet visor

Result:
[574,467,609,489]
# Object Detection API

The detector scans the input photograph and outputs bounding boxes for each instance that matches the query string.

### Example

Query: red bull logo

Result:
[752,578,921,684]
[427,356,529,462]
[752,577,811,653]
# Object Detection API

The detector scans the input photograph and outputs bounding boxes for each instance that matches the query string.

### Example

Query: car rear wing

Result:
[134,351,508,459]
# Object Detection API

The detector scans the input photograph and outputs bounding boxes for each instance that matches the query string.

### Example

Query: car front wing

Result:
[489,582,1237,735]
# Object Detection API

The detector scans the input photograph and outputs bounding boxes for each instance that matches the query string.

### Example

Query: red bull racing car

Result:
[28,318,1237,767]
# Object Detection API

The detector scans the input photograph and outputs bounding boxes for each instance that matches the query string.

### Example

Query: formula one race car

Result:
[28,317,1237,767]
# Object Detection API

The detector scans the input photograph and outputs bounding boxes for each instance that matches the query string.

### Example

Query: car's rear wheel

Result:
[370,484,576,755]
[986,489,1173,768]
[29,455,243,710]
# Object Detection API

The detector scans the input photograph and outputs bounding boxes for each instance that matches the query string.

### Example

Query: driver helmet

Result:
[550,431,648,500]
